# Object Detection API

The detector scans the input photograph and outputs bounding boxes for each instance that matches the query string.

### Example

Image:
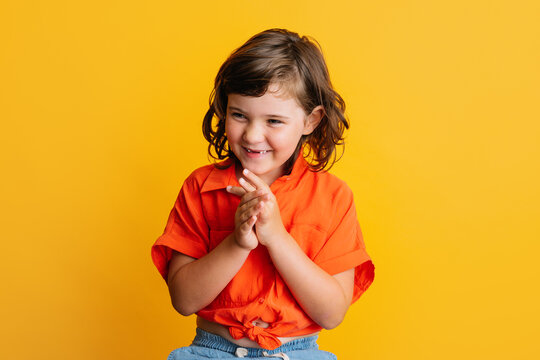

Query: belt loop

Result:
[235,347,248,358]
[262,351,290,360]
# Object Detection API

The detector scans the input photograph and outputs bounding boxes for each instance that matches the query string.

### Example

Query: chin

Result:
[241,163,268,176]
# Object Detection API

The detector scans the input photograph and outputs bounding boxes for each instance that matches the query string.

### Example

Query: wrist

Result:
[261,227,291,250]
[228,232,256,252]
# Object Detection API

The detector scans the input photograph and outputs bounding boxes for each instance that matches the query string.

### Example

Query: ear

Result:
[302,105,324,135]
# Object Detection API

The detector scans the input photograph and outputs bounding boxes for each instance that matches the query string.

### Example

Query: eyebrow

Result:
[228,106,290,119]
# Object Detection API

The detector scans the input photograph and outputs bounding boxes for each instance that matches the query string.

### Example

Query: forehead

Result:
[228,84,305,115]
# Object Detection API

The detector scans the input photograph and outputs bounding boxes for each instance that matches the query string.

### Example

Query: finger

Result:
[238,177,257,193]
[239,197,262,215]
[242,191,273,210]
[239,201,264,222]
[239,215,257,233]
[255,201,266,218]
[239,188,265,207]
[238,191,273,220]
[241,169,269,191]
[227,185,246,197]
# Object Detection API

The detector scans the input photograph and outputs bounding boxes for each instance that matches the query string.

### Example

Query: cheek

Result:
[225,121,239,141]
[269,129,304,149]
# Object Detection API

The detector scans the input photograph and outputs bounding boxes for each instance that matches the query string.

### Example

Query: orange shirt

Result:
[151,154,375,350]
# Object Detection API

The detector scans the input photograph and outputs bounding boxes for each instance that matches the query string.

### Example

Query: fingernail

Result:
[243,169,249,175]
[226,185,231,191]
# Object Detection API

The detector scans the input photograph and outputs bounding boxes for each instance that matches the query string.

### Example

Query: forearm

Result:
[168,233,251,316]
[266,232,351,329]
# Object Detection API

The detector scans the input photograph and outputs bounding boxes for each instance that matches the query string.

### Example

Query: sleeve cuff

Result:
[150,233,208,282]
[317,248,371,275]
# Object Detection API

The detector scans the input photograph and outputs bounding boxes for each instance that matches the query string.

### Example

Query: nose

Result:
[243,122,265,144]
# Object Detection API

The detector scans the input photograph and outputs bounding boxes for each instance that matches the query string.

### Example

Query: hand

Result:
[226,184,265,250]
[233,169,287,247]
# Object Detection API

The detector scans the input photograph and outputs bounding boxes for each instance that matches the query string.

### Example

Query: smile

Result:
[244,147,271,154]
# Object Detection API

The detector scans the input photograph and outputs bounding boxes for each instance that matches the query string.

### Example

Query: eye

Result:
[267,119,283,125]
[231,112,246,119]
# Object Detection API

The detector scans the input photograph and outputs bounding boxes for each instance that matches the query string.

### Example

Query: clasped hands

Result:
[226,169,287,250]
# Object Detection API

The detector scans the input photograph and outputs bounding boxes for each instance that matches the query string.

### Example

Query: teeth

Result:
[246,149,268,154]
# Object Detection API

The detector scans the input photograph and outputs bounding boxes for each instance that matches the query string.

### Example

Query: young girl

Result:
[151,28,375,360]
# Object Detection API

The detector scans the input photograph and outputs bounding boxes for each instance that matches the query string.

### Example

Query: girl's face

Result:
[225,83,322,185]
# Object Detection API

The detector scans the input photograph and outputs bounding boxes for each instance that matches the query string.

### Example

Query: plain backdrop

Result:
[1,1,539,359]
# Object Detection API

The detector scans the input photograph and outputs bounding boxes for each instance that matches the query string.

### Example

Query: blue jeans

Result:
[167,328,337,360]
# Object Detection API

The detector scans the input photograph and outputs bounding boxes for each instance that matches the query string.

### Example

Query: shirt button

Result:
[258,298,264,304]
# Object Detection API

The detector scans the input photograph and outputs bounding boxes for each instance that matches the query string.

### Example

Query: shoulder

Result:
[184,160,230,183]
[176,161,228,195]
[185,163,216,184]
[306,169,354,201]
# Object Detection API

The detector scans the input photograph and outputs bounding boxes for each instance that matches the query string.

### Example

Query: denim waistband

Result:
[191,328,319,357]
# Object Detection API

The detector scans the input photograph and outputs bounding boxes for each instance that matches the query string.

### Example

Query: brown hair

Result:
[202,28,349,171]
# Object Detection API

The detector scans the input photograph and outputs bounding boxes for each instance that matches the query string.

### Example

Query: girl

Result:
[151,28,375,360]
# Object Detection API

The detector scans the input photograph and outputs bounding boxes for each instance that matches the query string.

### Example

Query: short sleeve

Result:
[150,174,210,283]
[313,184,375,303]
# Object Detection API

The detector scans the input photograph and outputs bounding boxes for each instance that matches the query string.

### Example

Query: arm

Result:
[167,234,250,316]
[167,186,265,316]
[265,234,354,329]
[229,169,355,329]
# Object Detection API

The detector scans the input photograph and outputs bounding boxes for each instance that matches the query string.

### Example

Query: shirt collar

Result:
[200,153,309,193]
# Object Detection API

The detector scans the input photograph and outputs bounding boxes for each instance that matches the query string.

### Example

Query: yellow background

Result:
[1,0,539,359]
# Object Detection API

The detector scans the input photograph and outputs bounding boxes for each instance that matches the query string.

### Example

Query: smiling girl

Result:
[151,28,375,360]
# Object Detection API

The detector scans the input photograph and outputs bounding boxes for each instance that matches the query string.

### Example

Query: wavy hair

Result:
[202,28,349,171]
